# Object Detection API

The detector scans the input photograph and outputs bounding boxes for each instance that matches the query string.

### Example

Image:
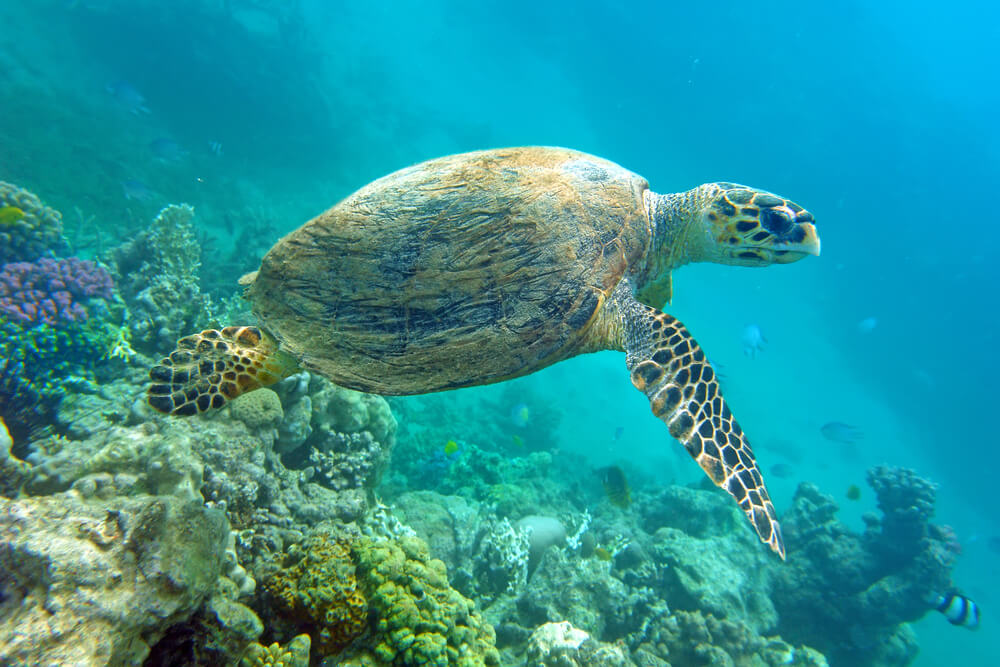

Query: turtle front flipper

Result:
[147,326,299,416]
[614,290,784,558]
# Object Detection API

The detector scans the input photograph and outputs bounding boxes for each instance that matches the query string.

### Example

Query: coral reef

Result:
[525,621,633,667]
[109,203,214,354]
[342,534,501,666]
[0,317,118,445]
[771,468,959,666]
[635,610,828,667]
[262,529,368,655]
[0,256,115,325]
[0,493,230,665]
[0,180,67,264]
[241,635,311,667]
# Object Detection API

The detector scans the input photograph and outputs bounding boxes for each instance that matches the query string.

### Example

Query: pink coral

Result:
[0,257,115,327]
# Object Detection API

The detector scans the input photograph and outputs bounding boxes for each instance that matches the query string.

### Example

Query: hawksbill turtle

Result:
[147,147,820,557]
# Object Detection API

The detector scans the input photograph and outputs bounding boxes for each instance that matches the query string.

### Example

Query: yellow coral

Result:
[352,535,500,666]
[241,634,311,667]
[264,533,367,655]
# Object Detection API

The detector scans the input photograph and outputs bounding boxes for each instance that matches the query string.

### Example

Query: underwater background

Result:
[1,1,997,665]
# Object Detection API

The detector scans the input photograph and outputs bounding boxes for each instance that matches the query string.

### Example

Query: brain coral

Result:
[0,181,67,264]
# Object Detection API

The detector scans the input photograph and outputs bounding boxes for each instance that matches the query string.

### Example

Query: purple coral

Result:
[0,257,115,327]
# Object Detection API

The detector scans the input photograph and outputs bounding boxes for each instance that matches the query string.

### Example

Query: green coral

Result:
[0,181,67,264]
[350,535,500,667]
[0,317,114,444]
[241,635,311,667]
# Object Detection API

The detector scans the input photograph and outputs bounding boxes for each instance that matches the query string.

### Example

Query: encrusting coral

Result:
[260,525,500,666]
[344,534,501,667]
[262,530,369,656]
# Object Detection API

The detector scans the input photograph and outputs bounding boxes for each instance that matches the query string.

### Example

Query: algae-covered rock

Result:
[0,493,229,665]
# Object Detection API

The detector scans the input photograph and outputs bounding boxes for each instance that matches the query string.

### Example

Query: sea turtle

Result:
[147,147,820,557]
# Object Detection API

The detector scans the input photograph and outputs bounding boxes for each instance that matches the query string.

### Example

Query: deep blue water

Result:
[1,1,997,663]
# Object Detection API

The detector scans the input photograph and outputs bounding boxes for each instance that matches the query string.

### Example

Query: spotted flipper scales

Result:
[147,326,298,416]
[615,286,784,558]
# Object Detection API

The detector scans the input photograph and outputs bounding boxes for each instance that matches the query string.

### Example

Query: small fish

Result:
[741,324,767,358]
[0,205,25,225]
[857,316,878,333]
[510,402,530,428]
[593,547,612,561]
[820,422,864,444]
[106,80,149,114]
[149,137,187,162]
[208,140,223,156]
[121,179,153,202]
[768,462,794,479]
[613,426,624,441]
[511,434,525,448]
[598,465,631,509]
[443,440,459,456]
[929,591,979,630]
[846,484,861,501]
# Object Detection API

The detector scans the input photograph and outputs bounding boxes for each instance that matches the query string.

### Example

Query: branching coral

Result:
[108,204,213,354]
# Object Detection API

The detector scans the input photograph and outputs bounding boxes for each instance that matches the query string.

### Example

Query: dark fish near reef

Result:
[106,80,149,114]
[150,137,187,162]
[846,484,861,501]
[121,179,153,202]
[820,421,863,444]
[768,462,794,479]
[598,465,631,508]
[929,591,980,630]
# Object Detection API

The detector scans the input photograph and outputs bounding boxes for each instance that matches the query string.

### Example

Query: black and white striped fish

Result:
[929,591,980,630]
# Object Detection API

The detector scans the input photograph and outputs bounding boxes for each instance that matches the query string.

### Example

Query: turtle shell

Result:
[247,147,651,394]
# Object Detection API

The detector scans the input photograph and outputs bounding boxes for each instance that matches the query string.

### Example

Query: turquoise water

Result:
[1,1,996,664]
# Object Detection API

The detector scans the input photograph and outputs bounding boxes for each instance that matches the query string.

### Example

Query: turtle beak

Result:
[774,221,821,257]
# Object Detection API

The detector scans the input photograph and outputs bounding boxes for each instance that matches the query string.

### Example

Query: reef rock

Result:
[0,492,229,666]
[772,471,956,667]
[526,621,635,667]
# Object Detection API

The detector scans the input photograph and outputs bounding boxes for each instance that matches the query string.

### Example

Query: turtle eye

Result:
[761,208,793,235]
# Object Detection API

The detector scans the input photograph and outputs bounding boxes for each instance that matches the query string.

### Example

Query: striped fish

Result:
[930,592,980,630]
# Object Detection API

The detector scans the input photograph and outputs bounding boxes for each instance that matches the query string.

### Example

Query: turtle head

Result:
[685,183,821,267]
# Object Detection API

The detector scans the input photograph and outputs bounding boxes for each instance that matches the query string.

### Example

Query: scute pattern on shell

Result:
[248,147,651,394]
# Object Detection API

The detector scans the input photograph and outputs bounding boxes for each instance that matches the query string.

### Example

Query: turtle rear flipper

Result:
[147,326,298,416]
[615,290,785,558]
